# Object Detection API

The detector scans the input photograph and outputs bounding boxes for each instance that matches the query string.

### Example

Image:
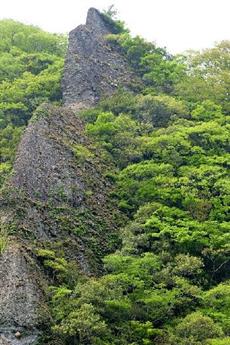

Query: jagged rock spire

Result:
[62,8,137,108]
[86,8,111,35]
[0,8,134,344]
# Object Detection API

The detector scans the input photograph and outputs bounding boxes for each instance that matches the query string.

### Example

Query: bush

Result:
[0,224,8,254]
[175,312,223,342]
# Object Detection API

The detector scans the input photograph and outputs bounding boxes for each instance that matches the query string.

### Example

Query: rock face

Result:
[62,7,136,108]
[11,105,85,205]
[2,103,119,263]
[0,8,134,344]
[0,243,46,345]
[0,103,120,344]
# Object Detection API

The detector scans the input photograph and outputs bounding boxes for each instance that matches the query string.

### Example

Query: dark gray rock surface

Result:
[0,105,120,344]
[1,104,119,262]
[0,8,134,344]
[0,242,45,345]
[11,105,85,205]
[0,333,39,345]
[0,103,120,343]
[62,8,137,108]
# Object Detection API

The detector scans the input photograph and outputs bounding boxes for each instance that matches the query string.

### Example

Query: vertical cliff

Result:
[0,8,136,345]
[0,243,47,345]
[62,8,136,108]
[0,106,120,345]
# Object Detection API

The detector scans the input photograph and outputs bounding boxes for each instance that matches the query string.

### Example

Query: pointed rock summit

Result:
[86,8,112,35]
[62,8,137,108]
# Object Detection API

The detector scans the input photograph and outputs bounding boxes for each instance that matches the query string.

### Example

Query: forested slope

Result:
[0,11,229,345]
[0,20,66,186]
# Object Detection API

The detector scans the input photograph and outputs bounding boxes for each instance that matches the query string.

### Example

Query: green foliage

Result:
[191,100,223,121]
[102,5,129,34]
[1,13,230,345]
[135,93,188,126]
[0,59,64,127]
[0,124,23,162]
[67,36,230,345]
[0,162,11,186]
[36,247,79,287]
[175,41,230,113]
[84,90,188,128]
[0,20,66,187]
[106,32,185,93]
[72,144,94,163]
[172,312,223,344]
[0,19,66,56]
[0,124,23,186]
[86,111,142,167]
[53,302,108,344]
[202,283,230,333]
[207,338,230,345]
[0,224,8,254]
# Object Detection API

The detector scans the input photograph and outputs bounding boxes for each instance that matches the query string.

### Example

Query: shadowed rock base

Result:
[0,243,46,345]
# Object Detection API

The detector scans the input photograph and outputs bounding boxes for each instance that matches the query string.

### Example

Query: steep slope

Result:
[0,8,136,345]
[2,104,119,259]
[0,243,47,345]
[0,101,124,342]
[0,104,120,344]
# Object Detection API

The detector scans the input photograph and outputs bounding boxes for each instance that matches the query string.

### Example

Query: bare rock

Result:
[2,104,120,269]
[0,333,39,345]
[0,104,120,343]
[11,104,85,205]
[62,7,138,108]
[0,242,46,345]
[14,333,21,339]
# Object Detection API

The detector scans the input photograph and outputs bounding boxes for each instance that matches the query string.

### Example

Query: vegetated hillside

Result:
[0,10,229,345]
[0,19,67,187]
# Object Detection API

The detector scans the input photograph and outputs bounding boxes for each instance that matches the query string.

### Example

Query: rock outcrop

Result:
[0,103,120,344]
[62,8,136,108]
[1,103,119,266]
[11,105,86,206]
[0,243,46,345]
[0,8,135,344]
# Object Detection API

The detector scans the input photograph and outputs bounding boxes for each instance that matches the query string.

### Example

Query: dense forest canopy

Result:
[0,13,230,345]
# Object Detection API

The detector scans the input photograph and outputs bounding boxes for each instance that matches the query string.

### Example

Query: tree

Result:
[175,41,230,113]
